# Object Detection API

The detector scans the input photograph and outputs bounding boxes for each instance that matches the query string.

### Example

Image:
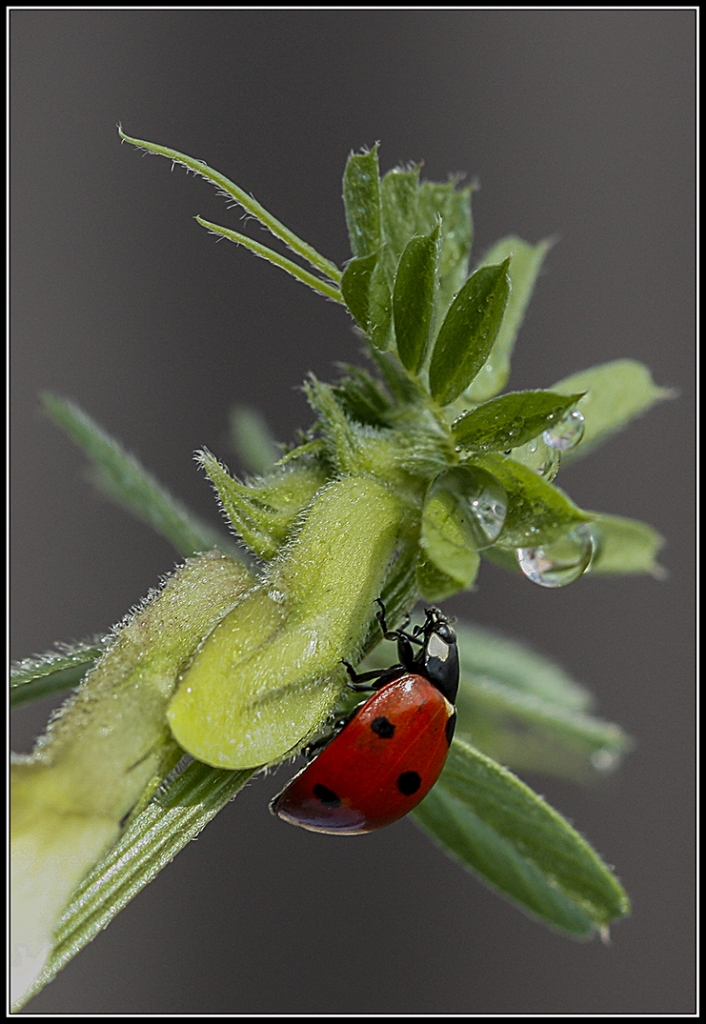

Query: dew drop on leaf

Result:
[516,523,594,587]
[543,408,585,451]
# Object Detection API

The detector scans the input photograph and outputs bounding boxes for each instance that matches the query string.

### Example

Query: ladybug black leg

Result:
[375,598,421,646]
[342,659,405,692]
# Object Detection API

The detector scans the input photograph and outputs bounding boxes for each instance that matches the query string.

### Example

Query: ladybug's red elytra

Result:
[270,602,458,834]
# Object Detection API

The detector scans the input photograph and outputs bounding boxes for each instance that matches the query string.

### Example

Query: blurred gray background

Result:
[11,10,694,1014]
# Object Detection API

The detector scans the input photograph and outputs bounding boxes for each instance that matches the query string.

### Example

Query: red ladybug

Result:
[271,602,458,834]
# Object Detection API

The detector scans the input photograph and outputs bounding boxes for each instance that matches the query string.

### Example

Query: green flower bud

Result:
[168,476,405,769]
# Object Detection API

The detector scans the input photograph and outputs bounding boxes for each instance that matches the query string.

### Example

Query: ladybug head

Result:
[418,607,459,704]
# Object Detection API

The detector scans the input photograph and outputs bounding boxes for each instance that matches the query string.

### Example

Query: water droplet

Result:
[591,747,621,772]
[543,408,585,451]
[464,470,507,548]
[510,437,560,480]
[516,524,594,587]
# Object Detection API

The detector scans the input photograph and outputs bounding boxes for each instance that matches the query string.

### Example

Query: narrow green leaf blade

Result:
[467,237,552,402]
[551,359,675,463]
[429,259,511,406]
[453,390,585,454]
[413,739,630,936]
[42,394,240,559]
[477,453,593,546]
[587,513,666,576]
[393,228,439,372]
[343,146,382,257]
[18,762,255,1009]
[11,639,107,708]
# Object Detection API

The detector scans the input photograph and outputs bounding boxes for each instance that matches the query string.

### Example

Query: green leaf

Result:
[587,513,666,577]
[455,677,631,784]
[477,453,593,547]
[393,228,439,373]
[466,237,552,402]
[429,259,511,406]
[228,407,279,475]
[413,739,630,936]
[340,250,380,331]
[381,165,420,257]
[453,390,585,454]
[415,179,474,319]
[343,146,382,257]
[18,761,256,1010]
[550,359,675,463]
[11,639,107,708]
[42,394,240,560]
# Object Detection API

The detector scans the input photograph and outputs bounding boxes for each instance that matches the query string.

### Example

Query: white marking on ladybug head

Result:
[427,632,449,662]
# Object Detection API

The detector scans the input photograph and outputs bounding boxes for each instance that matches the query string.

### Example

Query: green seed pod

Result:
[168,476,404,769]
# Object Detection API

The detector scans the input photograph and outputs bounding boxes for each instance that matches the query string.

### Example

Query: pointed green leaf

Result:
[41,394,239,559]
[466,237,552,402]
[340,250,379,330]
[381,165,420,257]
[416,180,474,318]
[413,739,630,936]
[551,359,675,463]
[587,513,666,576]
[343,146,382,257]
[429,259,511,406]
[453,390,585,454]
[476,453,593,546]
[393,228,439,372]
[11,639,107,708]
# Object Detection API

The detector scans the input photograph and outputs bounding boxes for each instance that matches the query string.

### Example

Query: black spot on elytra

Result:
[313,783,341,806]
[446,711,457,747]
[371,716,395,739]
[397,771,422,796]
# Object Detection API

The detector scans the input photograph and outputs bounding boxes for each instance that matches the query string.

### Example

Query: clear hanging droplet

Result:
[543,408,585,451]
[516,523,594,588]
[510,436,560,481]
[590,747,621,772]
[466,470,507,548]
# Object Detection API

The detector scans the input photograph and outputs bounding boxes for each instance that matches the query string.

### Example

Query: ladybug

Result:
[270,602,458,834]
